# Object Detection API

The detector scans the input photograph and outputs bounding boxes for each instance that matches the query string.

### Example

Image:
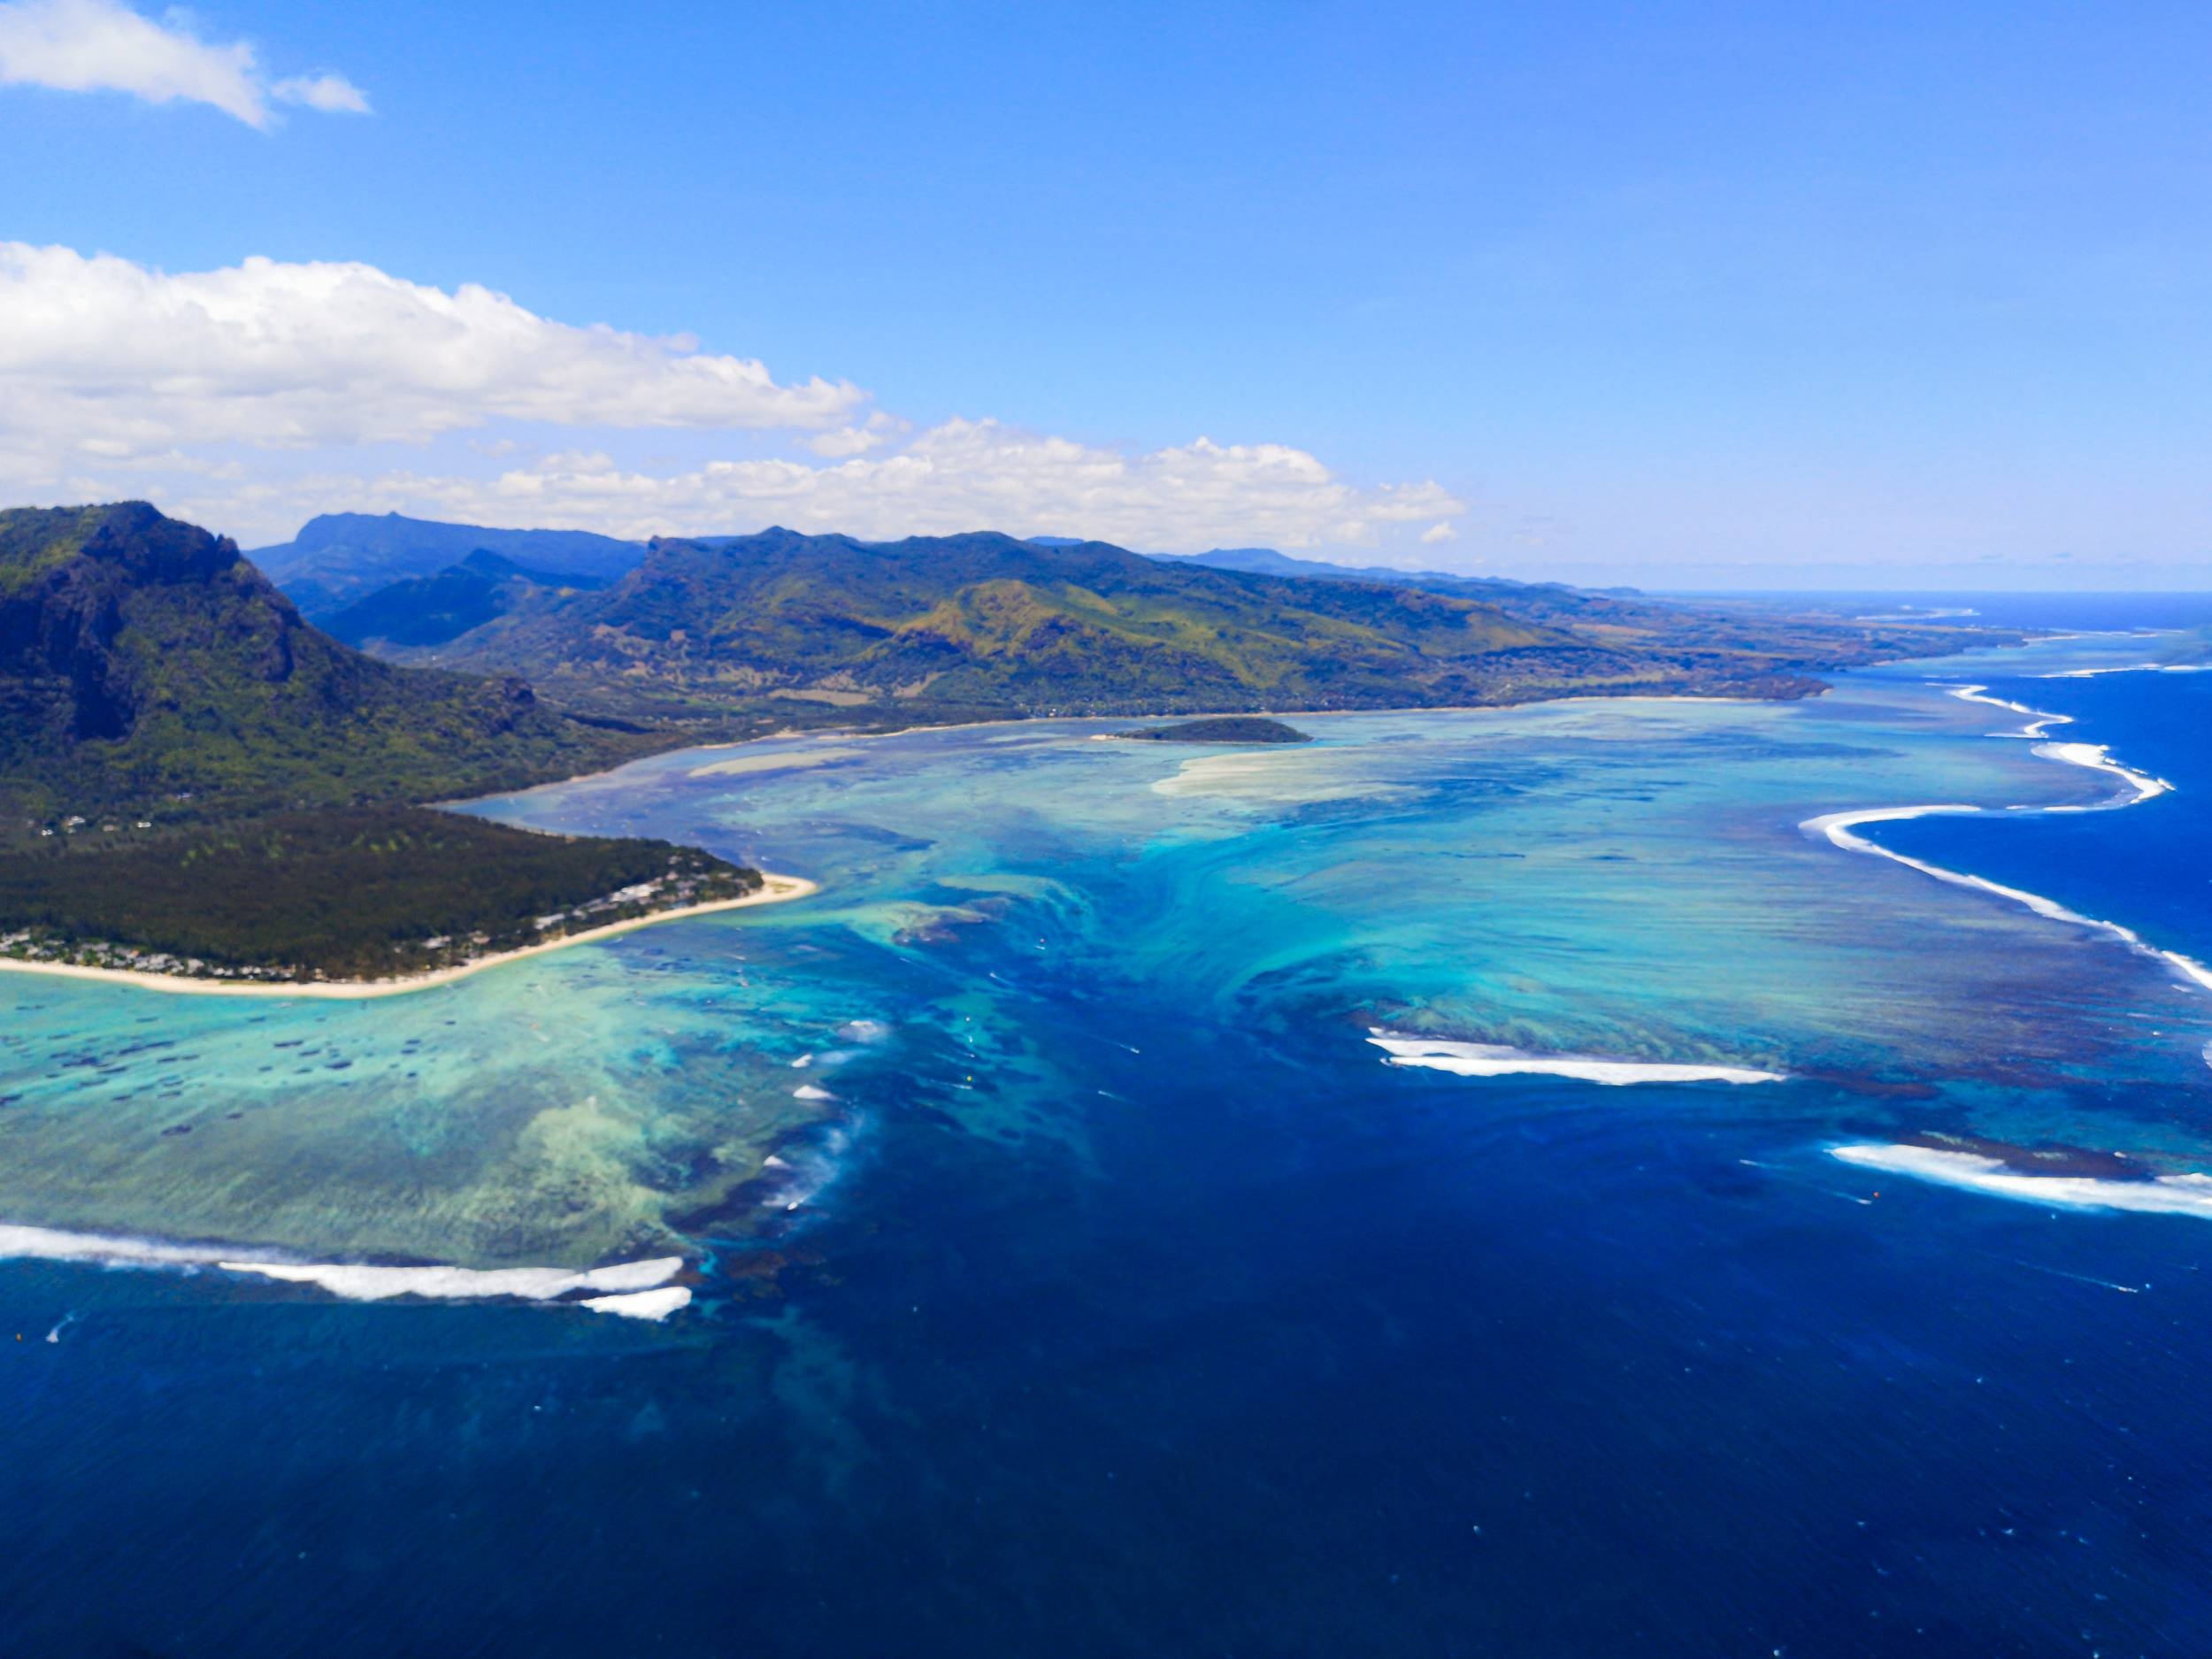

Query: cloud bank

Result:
[0,242,1463,551]
[0,0,367,127]
[0,242,864,454]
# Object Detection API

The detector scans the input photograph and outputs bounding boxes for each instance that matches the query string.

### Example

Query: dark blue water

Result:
[9,1000,2212,1657]
[8,605,2212,1657]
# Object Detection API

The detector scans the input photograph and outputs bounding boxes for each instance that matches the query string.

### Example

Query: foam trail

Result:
[1802,682,2209,994]
[0,1223,689,1317]
[2003,1260,2143,1294]
[1368,1033,1782,1086]
[1832,1144,2212,1221]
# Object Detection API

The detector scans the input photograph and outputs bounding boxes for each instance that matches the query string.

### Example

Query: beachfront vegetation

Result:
[0,807,758,981]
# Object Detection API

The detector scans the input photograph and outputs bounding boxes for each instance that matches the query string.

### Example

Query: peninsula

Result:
[0,503,775,984]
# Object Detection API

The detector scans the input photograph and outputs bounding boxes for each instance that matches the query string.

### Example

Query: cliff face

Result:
[3,503,303,744]
[0,503,626,825]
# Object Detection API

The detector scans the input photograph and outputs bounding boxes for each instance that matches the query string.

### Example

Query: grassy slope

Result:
[405,527,2008,726]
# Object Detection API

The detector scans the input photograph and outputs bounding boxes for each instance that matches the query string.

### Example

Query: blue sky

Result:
[2,0,2207,586]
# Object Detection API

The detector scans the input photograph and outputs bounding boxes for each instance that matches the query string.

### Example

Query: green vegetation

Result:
[0,806,757,981]
[0,503,758,979]
[0,503,653,826]
[393,526,2012,730]
[2,501,2008,979]
[1118,717,1314,743]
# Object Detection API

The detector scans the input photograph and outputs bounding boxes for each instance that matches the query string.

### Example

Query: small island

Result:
[1115,717,1314,744]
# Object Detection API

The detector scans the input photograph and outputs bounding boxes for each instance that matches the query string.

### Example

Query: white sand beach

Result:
[0,872,818,1000]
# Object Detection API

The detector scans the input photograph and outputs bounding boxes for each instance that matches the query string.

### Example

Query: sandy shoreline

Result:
[0,872,818,1001]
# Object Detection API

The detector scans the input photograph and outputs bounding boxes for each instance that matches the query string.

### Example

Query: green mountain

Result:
[0,503,757,982]
[250,511,642,618]
[0,503,637,826]
[321,549,609,649]
[391,526,2001,725]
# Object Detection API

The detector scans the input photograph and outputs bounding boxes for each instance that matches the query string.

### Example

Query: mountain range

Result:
[252,511,642,619]
[2,500,2011,977]
[325,524,1999,729]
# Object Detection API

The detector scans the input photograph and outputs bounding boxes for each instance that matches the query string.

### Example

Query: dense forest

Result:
[0,807,758,981]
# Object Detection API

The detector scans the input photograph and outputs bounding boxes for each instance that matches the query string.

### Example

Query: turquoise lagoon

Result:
[4,628,2207,1270]
[5,623,2212,1654]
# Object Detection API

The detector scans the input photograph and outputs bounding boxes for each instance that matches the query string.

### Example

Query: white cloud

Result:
[0,0,365,127]
[0,242,865,469]
[0,241,1464,555]
[269,72,367,115]
[805,411,909,458]
[157,420,1465,551]
[1419,520,1458,544]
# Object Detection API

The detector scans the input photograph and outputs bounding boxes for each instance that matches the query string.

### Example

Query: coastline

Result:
[467,625,2041,787]
[0,872,818,1001]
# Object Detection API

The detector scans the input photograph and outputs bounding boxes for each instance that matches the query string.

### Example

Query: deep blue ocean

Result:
[5,600,2212,1656]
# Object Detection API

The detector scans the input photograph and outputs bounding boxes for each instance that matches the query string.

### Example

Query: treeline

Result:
[0,807,759,980]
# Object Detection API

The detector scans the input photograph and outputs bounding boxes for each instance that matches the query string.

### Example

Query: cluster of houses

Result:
[0,929,298,982]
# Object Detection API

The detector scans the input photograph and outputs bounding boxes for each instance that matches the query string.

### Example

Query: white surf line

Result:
[1944,684,2171,805]
[1831,1143,2212,1222]
[1367,1033,1783,1086]
[1945,683,2071,740]
[0,1223,694,1320]
[1802,681,2211,995]
[2039,663,2212,680]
